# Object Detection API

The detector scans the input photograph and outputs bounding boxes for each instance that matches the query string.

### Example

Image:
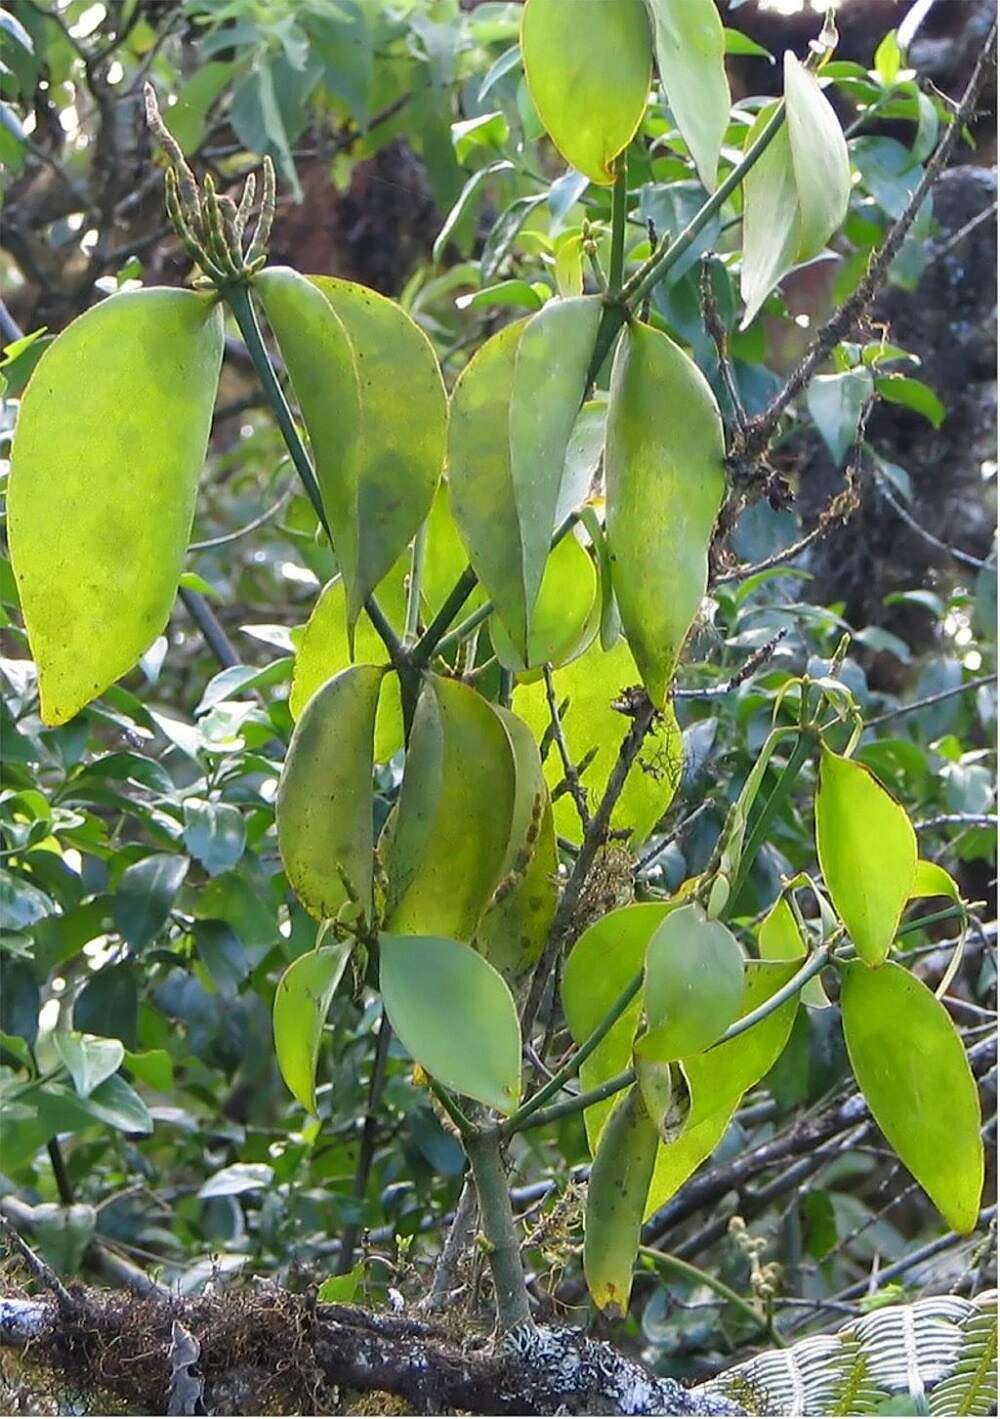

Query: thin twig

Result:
[914,812,997,832]
[874,468,994,572]
[865,672,994,729]
[542,666,590,832]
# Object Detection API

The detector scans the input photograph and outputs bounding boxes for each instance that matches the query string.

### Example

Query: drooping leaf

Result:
[309,276,447,628]
[807,369,875,467]
[739,104,798,329]
[277,664,383,923]
[289,572,404,761]
[647,0,730,191]
[816,747,917,965]
[474,707,558,992]
[514,636,684,842]
[383,675,515,940]
[54,1031,124,1098]
[521,0,652,185]
[584,1084,659,1315]
[379,933,521,1113]
[605,321,726,705]
[784,52,851,260]
[254,266,362,598]
[840,960,983,1233]
[8,289,224,724]
[644,959,801,1217]
[508,296,602,649]
[273,941,352,1113]
[490,533,597,673]
[639,903,745,1061]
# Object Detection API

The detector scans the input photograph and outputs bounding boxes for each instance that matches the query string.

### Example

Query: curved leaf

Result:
[273,941,352,1113]
[521,0,652,185]
[584,1084,659,1315]
[784,51,851,261]
[739,103,798,329]
[640,902,744,1061]
[490,533,597,673]
[840,960,983,1233]
[379,933,521,1113]
[816,747,917,966]
[605,321,726,705]
[648,0,730,192]
[310,276,447,628]
[383,675,516,940]
[758,895,830,1007]
[277,664,383,922]
[8,289,224,724]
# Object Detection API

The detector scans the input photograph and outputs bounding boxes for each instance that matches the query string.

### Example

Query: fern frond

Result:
[930,1291,998,1417]
[844,1293,973,1403]
[699,1333,886,1416]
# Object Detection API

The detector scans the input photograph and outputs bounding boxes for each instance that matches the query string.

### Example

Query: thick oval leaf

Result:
[8,289,224,724]
[474,707,558,992]
[509,296,602,647]
[254,267,362,594]
[641,903,744,1060]
[290,573,405,761]
[739,103,798,329]
[490,533,597,673]
[648,0,730,192]
[584,1084,659,1315]
[273,941,352,1113]
[605,321,726,705]
[645,959,801,1218]
[309,276,447,628]
[55,1031,124,1098]
[816,747,917,965]
[277,664,383,922]
[383,675,516,940]
[784,51,851,261]
[522,0,651,186]
[379,933,521,1113]
[113,853,189,952]
[447,321,529,653]
[514,636,684,843]
[841,960,983,1233]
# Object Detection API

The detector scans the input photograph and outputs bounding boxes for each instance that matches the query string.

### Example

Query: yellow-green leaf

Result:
[584,1084,659,1315]
[254,267,361,595]
[910,858,960,901]
[758,895,829,1007]
[509,296,602,647]
[605,321,726,706]
[514,636,684,843]
[490,533,597,673]
[521,0,652,186]
[474,706,558,992]
[277,664,383,922]
[420,480,484,632]
[383,675,515,940]
[648,0,730,191]
[8,289,224,725]
[273,942,352,1113]
[784,51,851,262]
[290,574,404,762]
[379,933,521,1113]
[840,960,983,1233]
[816,747,917,966]
[645,959,800,1217]
[309,276,446,629]
[640,903,744,1060]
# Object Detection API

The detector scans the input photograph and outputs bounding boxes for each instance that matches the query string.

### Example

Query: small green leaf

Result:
[648,0,731,191]
[379,934,521,1113]
[784,52,851,261]
[123,1049,173,1092]
[55,1031,124,1098]
[605,321,726,705]
[807,369,875,466]
[584,1084,659,1315]
[79,1073,152,1134]
[277,664,383,923]
[383,675,515,941]
[317,1263,364,1303]
[816,747,917,965]
[198,1162,274,1198]
[113,854,189,952]
[758,895,829,1007]
[910,858,960,901]
[875,374,946,429]
[521,0,651,185]
[8,289,225,724]
[840,960,983,1232]
[640,903,744,1061]
[273,941,352,1114]
[183,800,246,878]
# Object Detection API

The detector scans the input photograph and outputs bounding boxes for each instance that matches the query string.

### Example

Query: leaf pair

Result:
[255,267,447,636]
[9,289,225,725]
[740,54,851,327]
[521,0,730,192]
[448,298,601,660]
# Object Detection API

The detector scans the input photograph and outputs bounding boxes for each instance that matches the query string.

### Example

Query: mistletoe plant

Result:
[6,0,986,1346]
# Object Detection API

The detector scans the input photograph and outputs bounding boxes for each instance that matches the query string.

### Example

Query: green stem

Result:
[725,732,814,912]
[503,970,643,1136]
[223,282,402,665]
[427,1077,476,1137]
[622,100,787,308]
[608,158,628,295]
[411,565,478,666]
[405,519,427,644]
[466,1127,533,1330]
[638,1246,771,1336]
